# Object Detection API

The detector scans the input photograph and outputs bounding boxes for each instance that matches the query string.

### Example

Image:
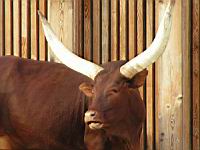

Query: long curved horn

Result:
[38,11,103,80]
[120,0,175,79]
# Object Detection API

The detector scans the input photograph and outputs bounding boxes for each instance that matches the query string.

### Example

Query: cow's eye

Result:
[106,88,118,97]
[111,89,118,93]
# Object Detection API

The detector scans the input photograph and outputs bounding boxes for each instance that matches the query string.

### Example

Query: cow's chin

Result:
[88,122,103,130]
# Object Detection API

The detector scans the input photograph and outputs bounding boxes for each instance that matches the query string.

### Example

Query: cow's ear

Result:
[79,82,94,97]
[129,69,148,88]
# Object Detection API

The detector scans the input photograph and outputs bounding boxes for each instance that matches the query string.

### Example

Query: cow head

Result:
[80,65,147,137]
[39,0,175,141]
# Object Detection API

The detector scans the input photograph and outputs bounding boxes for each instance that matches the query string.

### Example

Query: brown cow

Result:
[0,56,90,149]
[83,62,147,150]
[0,0,174,149]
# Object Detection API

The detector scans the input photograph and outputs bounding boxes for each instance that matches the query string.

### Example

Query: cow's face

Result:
[80,68,147,134]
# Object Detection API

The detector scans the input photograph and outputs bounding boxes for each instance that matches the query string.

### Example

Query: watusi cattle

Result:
[0,0,175,149]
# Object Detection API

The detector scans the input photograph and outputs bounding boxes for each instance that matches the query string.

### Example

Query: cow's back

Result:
[0,56,91,149]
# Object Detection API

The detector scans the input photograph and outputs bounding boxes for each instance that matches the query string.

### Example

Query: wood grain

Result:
[84,0,92,61]
[93,0,101,64]
[182,0,192,149]
[192,0,200,149]
[146,0,155,149]
[155,0,183,149]
[102,0,110,63]
[30,0,38,60]
[0,0,3,56]
[137,0,145,55]
[137,1,145,149]
[74,0,83,57]
[39,0,47,61]
[13,0,21,57]
[111,0,119,61]
[48,0,73,62]
[119,0,127,60]
[128,0,137,59]
[5,0,13,55]
[21,0,28,58]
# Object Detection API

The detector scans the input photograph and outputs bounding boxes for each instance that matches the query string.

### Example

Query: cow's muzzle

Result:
[84,111,104,130]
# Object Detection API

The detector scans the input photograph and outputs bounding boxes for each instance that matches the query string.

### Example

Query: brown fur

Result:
[0,56,147,150]
[81,61,147,150]
[0,56,91,149]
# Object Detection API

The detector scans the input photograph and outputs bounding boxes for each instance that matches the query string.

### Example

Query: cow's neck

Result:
[108,135,140,150]
[107,120,142,150]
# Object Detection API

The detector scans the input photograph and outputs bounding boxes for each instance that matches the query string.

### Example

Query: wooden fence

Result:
[0,0,199,149]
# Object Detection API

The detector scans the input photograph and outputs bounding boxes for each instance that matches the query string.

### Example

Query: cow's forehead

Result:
[95,70,122,85]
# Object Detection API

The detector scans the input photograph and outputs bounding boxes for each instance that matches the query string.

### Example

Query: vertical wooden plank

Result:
[13,0,21,57]
[21,0,27,58]
[111,0,118,61]
[119,0,127,60]
[137,0,145,55]
[137,0,145,149]
[10,0,13,56]
[48,0,74,62]
[182,0,192,149]
[5,0,12,55]
[21,0,31,58]
[102,0,109,63]
[27,0,31,58]
[146,0,155,149]
[31,0,38,60]
[93,0,101,64]
[0,0,3,56]
[192,0,200,149]
[39,0,47,60]
[128,0,137,59]
[74,0,83,57]
[36,0,39,60]
[155,2,160,149]
[155,0,183,149]
[84,0,92,61]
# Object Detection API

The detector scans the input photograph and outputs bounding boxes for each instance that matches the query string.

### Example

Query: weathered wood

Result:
[102,0,110,63]
[155,2,160,149]
[155,0,183,149]
[128,0,137,59]
[192,0,200,149]
[21,0,31,58]
[5,0,13,55]
[48,0,73,62]
[93,0,101,64]
[137,1,146,149]
[0,0,3,56]
[137,0,145,55]
[111,0,119,61]
[30,0,38,60]
[84,0,92,61]
[182,0,192,149]
[74,0,83,57]
[146,0,155,149]
[13,0,21,57]
[119,0,127,60]
[27,0,31,58]
[39,0,47,61]
[21,0,28,58]
[10,0,13,56]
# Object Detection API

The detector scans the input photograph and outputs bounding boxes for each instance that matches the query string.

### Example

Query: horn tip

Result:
[37,10,42,17]
[38,11,47,24]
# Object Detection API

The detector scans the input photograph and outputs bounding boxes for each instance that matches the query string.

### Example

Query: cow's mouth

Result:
[87,121,104,130]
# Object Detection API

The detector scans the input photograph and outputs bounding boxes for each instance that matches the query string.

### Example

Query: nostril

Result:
[90,111,96,117]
